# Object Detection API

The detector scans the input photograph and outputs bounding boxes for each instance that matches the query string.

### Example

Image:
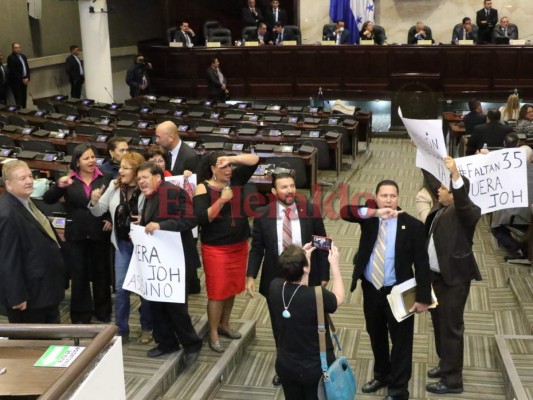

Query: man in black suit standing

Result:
[206,58,229,102]
[0,160,65,323]
[242,0,263,27]
[247,170,330,386]
[174,21,196,47]
[65,45,84,99]
[466,109,513,155]
[425,157,481,395]
[341,180,432,400]
[138,162,202,366]
[476,0,498,44]
[7,42,30,108]
[264,0,288,31]
[155,120,201,293]
[463,98,486,136]
[125,54,152,98]
[0,51,7,104]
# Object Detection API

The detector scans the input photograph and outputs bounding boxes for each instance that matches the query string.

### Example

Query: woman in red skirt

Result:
[194,151,259,352]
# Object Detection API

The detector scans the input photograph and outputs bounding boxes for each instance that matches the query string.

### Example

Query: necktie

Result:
[371,220,387,289]
[165,151,172,171]
[463,29,466,40]
[503,28,507,37]
[18,55,27,77]
[76,56,84,75]
[282,207,292,250]
[29,200,59,247]
[185,32,192,46]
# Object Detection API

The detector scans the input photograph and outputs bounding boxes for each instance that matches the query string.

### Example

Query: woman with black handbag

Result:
[88,151,153,344]
[267,243,345,399]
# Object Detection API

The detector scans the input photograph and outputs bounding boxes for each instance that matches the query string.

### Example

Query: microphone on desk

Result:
[104,86,116,104]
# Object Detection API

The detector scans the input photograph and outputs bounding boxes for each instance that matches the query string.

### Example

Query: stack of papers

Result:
[387,278,438,322]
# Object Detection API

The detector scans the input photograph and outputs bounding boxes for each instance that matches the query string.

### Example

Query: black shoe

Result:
[272,375,281,386]
[383,396,408,400]
[426,382,463,394]
[427,366,441,378]
[147,346,179,358]
[504,252,525,261]
[182,351,199,368]
[362,379,388,393]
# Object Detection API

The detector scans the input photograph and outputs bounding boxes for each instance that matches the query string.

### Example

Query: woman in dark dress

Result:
[193,151,259,353]
[43,144,113,323]
[268,244,344,400]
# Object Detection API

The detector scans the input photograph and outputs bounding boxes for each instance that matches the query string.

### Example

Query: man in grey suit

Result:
[451,17,478,43]
[492,16,519,42]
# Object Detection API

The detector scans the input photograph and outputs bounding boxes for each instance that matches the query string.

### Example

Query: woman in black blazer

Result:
[44,144,113,323]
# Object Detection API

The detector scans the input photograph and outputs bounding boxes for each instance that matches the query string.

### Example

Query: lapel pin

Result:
[401,225,406,229]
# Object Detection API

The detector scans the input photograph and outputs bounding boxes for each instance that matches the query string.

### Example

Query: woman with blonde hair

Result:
[499,93,520,122]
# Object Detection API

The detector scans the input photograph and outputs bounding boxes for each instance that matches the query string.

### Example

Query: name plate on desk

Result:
[458,40,474,45]
[417,40,432,46]
[360,40,374,45]
[169,42,183,47]
[282,40,297,46]
[244,41,259,47]
[206,42,221,47]
[321,40,335,46]
[510,39,526,45]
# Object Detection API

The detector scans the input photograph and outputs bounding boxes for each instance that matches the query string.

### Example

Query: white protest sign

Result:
[455,148,528,214]
[123,224,186,303]
[165,173,198,238]
[398,107,449,185]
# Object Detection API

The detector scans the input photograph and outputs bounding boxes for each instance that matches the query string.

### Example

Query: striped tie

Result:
[282,207,292,249]
[371,220,387,289]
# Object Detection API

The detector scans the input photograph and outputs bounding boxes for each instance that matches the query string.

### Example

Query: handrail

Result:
[0,324,118,400]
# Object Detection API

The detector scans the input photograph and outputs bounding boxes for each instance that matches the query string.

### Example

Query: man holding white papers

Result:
[425,157,481,395]
[341,180,432,400]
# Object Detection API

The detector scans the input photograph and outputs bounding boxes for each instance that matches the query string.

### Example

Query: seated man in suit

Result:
[476,0,498,44]
[325,20,351,45]
[0,160,65,323]
[247,169,330,386]
[249,22,271,45]
[272,21,296,45]
[242,0,263,27]
[451,17,478,43]
[408,21,434,44]
[264,0,288,31]
[466,109,513,155]
[174,21,196,47]
[463,99,486,136]
[492,16,519,42]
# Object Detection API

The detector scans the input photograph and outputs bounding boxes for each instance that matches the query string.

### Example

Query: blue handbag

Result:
[315,286,357,400]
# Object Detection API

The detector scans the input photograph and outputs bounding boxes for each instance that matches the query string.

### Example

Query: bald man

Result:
[154,120,201,294]
[155,121,199,176]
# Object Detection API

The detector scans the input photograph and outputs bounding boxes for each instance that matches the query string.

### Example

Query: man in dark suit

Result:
[248,22,271,45]
[476,0,498,44]
[0,160,65,323]
[325,20,351,44]
[138,162,202,366]
[155,120,201,293]
[425,157,481,395]
[451,17,478,43]
[206,57,229,102]
[341,180,432,400]
[407,21,434,44]
[174,21,196,47]
[247,171,330,298]
[463,98,486,136]
[242,0,263,27]
[466,109,513,155]
[492,16,519,42]
[264,0,288,31]
[125,54,152,98]
[0,51,7,104]
[272,21,296,45]
[7,42,30,108]
[247,170,330,386]
[65,45,84,99]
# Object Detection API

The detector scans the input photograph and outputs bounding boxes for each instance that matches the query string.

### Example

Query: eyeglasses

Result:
[149,158,165,165]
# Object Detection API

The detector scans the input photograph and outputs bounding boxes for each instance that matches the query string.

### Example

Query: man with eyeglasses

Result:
[246,169,330,386]
[100,137,129,178]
